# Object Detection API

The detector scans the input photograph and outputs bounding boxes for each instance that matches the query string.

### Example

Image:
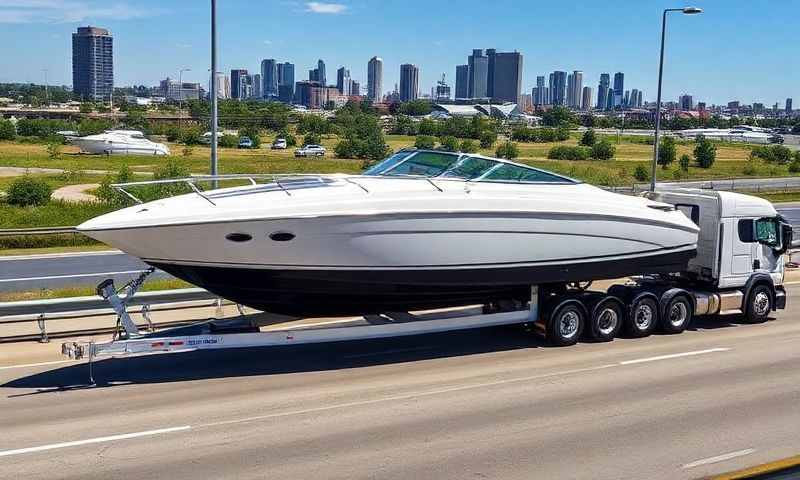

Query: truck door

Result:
[732,218,755,276]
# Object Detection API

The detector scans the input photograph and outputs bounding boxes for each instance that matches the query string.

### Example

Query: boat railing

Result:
[110,173,446,206]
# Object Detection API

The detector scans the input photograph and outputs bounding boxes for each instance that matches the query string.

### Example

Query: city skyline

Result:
[1,0,798,105]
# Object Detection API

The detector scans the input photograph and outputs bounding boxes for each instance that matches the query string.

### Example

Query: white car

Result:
[294,144,326,157]
[271,138,288,149]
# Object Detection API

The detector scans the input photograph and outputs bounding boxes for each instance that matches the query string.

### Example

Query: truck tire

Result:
[660,295,693,334]
[588,298,623,342]
[744,284,771,324]
[546,302,585,346]
[626,295,658,337]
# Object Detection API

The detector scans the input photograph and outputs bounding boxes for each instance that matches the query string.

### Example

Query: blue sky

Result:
[0,0,797,106]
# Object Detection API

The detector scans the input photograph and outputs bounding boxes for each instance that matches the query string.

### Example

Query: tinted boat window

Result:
[363,150,415,175]
[383,151,458,177]
[440,156,498,179]
[482,163,572,183]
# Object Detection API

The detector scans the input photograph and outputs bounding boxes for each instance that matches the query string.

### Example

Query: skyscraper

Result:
[535,76,545,105]
[399,64,419,102]
[551,71,567,106]
[351,81,360,96]
[467,49,488,99]
[336,67,351,96]
[568,71,583,108]
[597,73,610,110]
[787,98,793,114]
[613,72,624,108]
[491,51,523,103]
[72,26,114,101]
[630,89,641,108]
[277,62,295,102]
[317,59,326,86]
[606,88,614,111]
[261,59,278,98]
[367,56,383,102]
[623,90,630,108]
[486,49,496,98]
[679,94,693,110]
[582,86,592,111]
[252,74,262,99]
[230,69,248,99]
[566,72,574,107]
[210,72,230,99]
[455,65,469,99]
[435,74,451,101]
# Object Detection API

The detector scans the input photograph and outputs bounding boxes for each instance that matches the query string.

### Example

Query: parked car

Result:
[271,138,288,149]
[238,136,254,149]
[294,144,326,157]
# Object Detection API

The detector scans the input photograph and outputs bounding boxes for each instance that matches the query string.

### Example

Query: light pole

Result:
[178,68,191,128]
[651,6,702,192]
[210,0,219,187]
[42,69,49,106]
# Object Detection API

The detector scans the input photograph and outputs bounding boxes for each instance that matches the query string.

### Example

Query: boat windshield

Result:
[363,150,576,184]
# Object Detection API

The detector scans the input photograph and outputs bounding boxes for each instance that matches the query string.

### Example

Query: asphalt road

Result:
[2,284,800,479]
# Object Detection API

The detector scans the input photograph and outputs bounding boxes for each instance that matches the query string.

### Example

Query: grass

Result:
[0,201,113,229]
[749,191,800,203]
[0,278,194,302]
[0,243,112,257]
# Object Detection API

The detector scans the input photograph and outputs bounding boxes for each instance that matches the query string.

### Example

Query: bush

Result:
[415,135,436,149]
[742,159,759,176]
[693,135,716,168]
[46,142,62,161]
[547,145,589,161]
[633,165,649,182]
[679,154,691,172]
[77,118,113,136]
[0,119,15,140]
[479,130,497,148]
[392,115,419,136]
[590,139,616,160]
[788,159,800,173]
[96,164,135,207]
[6,176,53,207]
[219,134,239,148]
[181,128,202,145]
[657,136,677,169]
[579,129,596,146]
[417,118,439,136]
[750,145,793,164]
[439,136,459,152]
[303,132,322,146]
[460,139,478,153]
[555,126,571,141]
[495,141,520,160]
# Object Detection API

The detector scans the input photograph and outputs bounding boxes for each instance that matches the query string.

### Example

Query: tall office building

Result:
[566,73,574,107]
[317,59,326,86]
[597,73,610,110]
[261,59,278,98]
[613,72,624,108]
[534,76,545,105]
[336,67,351,96]
[679,94,693,110]
[277,62,295,102]
[787,98,793,114]
[567,70,582,108]
[551,71,567,106]
[367,56,383,102]
[490,51,523,103]
[252,74,262,99]
[581,86,592,111]
[399,64,419,102]
[630,89,641,108]
[606,88,614,111]
[467,49,488,99]
[623,90,630,107]
[72,26,114,101]
[351,80,361,96]
[209,72,231,99]
[435,74,451,101]
[455,65,469,99]
[486,49,496,98]
[230,69,248,99]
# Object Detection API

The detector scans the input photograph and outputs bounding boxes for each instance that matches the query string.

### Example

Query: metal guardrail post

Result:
[37,313,49,343]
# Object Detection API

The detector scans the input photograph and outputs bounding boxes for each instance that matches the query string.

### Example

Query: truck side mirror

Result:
[777,223,794,255]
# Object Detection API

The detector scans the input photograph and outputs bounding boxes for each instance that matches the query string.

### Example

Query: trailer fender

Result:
[742,273,776,312]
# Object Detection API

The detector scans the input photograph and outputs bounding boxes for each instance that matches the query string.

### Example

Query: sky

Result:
[0,0,797,106]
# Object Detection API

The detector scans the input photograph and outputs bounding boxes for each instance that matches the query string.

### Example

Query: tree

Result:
[693,135,716,169]
[277,129,297,146]
[579,129,596,147]
[460,139,478,153]
[541,106,576,127]
[439,136,459,152]
[0,119,15,140]
[415,135,436,149]
[417,118,439,136]
[240,127,261,148]
[219,134,238,148]
[590,139,616,160]
[657,136,677,169]
[303,132,322,146]
[479,130,497,148]
[398,100,433,116]
[392,115,418,136]
[46,142,62,161]
[495,141,520,160]
[633,164,649,181]
[6,176,52,207]
[679,154,691,172]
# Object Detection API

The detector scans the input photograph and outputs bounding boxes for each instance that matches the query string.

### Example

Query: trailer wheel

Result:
[660,295,693,334]
[744,284,771,324]
[588,299,623,342]
[546,302,585,346]
[626,296,658,337]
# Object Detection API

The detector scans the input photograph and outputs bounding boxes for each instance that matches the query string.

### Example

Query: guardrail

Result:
[0,226,78,237]
[0,288,222,343]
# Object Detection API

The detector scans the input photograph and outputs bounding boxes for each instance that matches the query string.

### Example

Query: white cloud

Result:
[0,0,161,23]
[305,2,346,14]
[263,40,273,45]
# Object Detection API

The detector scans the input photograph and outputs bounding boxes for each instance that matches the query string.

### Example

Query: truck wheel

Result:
[744,284,771,324]
[660,295,692,334]
[588,299,623,342]
[546,302,585,346]
[626,296,658,337]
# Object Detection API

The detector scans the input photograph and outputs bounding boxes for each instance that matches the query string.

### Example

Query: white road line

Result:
[0,269,148,283]
[0,250,121,262]
[0,426,191,458]
[682,449,756,469]
[619,348,730,365]
[783,281,800,285]
[0,359,72,371]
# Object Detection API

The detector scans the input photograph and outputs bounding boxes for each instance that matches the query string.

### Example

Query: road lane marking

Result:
[0,360,72,371]
[682,449,756,469]
[0,426,191,458]
[783,281,800,285]
[619,348,730,365]
[0,269,149,283]
[0,250,122,262]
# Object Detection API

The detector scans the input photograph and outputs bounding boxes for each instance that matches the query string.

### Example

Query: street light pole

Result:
[651,6,702,192]
[210,0,219,187]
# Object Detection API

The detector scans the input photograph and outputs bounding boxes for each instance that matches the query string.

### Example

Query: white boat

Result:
[69,130,170,155]
[78,149,699,316]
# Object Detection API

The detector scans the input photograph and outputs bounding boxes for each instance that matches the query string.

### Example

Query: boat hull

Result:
[148,245,695,316]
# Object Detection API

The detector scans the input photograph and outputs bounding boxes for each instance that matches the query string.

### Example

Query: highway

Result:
[2,284,800,479]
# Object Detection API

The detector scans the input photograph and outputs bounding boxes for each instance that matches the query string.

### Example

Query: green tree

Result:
[657,136,677,169]
[591,139,616,160]
[541,106,577,127]
[392,115,419,135]
[548,145,589,160]
[679,154,691,172]
[417,118,439,136]
[46,142,62,161]
[6,176,52,207]
[78,118,113,136]
[277,129,297,146]
[240,127,261,148]
[303,132,322,146]
[219,134,239,148]
[495,141,520,160]
[633,165,649,182]
[460,139,478,153]
[693,135,716,169]
[479,130,497,148]
[96,165,135,207]
[415,135,436,149]
[439,136,459,152]
[579,129,596,146]
[398,100,433,116]
[0,119,15,140]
